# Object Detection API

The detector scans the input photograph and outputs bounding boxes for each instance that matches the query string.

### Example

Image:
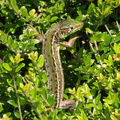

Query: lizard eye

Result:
[70,27,74,30]
[68,27,74,32]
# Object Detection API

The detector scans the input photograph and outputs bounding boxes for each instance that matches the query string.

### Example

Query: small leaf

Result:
[110,115,118,120]
[10,0,19,11]
[9,56,15,63]
[51,16,58,22]
[20,6,28,18]
[3,63,12,71]
[7,100,18,107]
[69,87,76,95]
[104,55,113,66]
[11,0,17,7]
[0,22,3,27]
[28,51,38,62]
[116,73,120,82]
[113,43,120,54]
[90,32,102,42]
[94,94,101,105]
[0,103,3,112]
[29,9,36,16]
[25,83,31,92]
[77,10,82,17]
[1,114,12,120]
[20,83,24,90]
[15,53,24,64]
[15,63,25,72]
[103,7,112,16]
[97,73,105,82]
[58,1,65,11]
[86,28,94,34]
[47,94,54,106]
[30,88,36,99]
[81,110,88,120]
[37,55,44,67]
[87,3,96,14]
[14,111,20,118]
[41,71,48,83]
[98,0,103,6]
[50,0,55,3]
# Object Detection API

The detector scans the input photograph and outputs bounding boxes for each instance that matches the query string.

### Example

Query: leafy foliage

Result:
[0,0,120,119]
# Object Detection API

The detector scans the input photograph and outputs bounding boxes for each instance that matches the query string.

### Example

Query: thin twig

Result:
[36,13,43,21]
[104,24,111,35]
[116,20,120,31]
[89,41,103,66]
[13,65,23,120]
[8,0,26,20]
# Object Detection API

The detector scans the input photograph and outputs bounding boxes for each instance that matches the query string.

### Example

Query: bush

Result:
[0,0,120,119]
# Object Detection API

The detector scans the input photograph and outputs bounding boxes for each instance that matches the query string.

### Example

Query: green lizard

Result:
[42,19,84,109]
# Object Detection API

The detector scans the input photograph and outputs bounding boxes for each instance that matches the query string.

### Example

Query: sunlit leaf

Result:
[15,63,25,72]
[3,63,12,71]
[7,100,18,107]
[37,55,44,67]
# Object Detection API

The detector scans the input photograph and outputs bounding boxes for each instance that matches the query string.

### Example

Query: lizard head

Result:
[59,19,84,39]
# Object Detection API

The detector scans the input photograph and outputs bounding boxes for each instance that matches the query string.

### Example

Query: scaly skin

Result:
[42,19,84,109]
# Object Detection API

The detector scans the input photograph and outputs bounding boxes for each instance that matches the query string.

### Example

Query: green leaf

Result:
[50,0,55,3]
[16,74,23,86]
[77,10,82,17]
[110,115,118,120]
[95,94,101,105]
[86,28,93,34]
[116,73,120,82]
[28,51,38,62]
[20,6,28,18]
[15,63,25,72]
[3,63,12,71]
[87,3,96,14]
[51,16,58,22]
[47,94,54,106]
[81,110,88,120]
[7,100,18,107]
[26,43,36,50]
[90,32,102,42]
[25,83,31,92]
[83,55,94,66]
[1,114,12,120]
[77,10,83,20]
[14,111,20,118]
[10,0,17,7]
[94,94,102,110]
[19,96,26,105]
[59,1,65,11]
[30,88,36,99]
[41,71,48,83]
[10,0,19,11]
[103,7,112,16]
[37,55,44,67]
[0,22,3,27]
[0,103,3,112]
[97,0,103,6]
[104,55,113,66]
[15,53,24,64]
[101,32,111,46]
[113,93,119,108]
[9,56,15,63]
[113,43,120,54]
[29,9,36,16]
